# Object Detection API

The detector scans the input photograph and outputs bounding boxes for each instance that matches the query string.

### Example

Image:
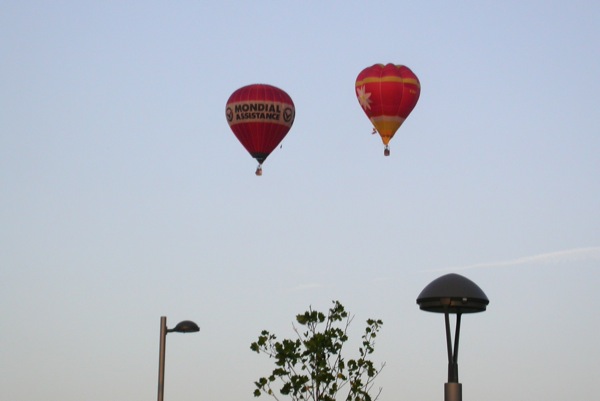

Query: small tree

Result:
[250,300,384,401]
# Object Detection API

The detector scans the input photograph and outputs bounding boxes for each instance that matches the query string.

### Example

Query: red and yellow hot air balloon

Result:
[355,64,420,156]
[226,84,295,175]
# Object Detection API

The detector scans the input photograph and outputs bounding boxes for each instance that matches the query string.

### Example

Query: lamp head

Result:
[169,320,200,333]
[416,273,489,314]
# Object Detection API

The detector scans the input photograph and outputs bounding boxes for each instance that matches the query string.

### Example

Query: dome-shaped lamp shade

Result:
[416,273,489,314]
[170,320,200,333]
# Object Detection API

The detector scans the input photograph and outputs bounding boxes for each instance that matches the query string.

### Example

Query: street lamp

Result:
[157,316,200,401]
[416,273,489,401]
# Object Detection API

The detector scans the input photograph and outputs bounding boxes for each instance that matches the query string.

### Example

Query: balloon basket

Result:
[255,165,263,176]
[384,146,390,157]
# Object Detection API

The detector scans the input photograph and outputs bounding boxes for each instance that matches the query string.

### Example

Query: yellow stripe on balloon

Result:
[355,77,420,87]
[370,115,405,124]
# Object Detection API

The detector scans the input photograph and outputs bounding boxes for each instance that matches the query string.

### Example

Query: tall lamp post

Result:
[416,273,489,401]
[157,316,200,401]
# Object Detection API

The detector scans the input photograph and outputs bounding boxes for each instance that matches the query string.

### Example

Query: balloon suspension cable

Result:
[255,164,263,176]
[384,145,390,157]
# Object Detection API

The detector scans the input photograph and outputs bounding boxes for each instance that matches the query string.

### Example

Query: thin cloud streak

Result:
[430,246,600,273]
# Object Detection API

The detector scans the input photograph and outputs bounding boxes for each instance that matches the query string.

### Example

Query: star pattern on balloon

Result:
[356,85,372,110]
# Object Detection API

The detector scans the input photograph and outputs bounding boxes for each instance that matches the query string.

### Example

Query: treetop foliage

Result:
[250,300,384,401]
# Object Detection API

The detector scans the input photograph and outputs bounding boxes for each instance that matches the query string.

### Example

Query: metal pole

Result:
[444,382,462,401]
[444,311,462,401]
[157,316,167,401]
[453,313,462,380]
[444,312,454,382]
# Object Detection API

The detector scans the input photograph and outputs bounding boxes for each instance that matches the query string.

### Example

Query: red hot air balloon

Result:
[226,84,295,175]
[355,64,420,156]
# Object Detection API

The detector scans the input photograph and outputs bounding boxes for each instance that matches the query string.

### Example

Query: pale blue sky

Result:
[1,2,599,401]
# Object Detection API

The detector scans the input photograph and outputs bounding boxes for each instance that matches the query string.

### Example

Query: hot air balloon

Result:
[355,64,420,156]
[225,84,295,175]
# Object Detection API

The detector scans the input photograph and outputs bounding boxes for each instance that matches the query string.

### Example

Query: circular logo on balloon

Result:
[226,107,234,122]
[283,107,294,123]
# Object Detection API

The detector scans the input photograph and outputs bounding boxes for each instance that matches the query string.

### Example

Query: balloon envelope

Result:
[226,84,295,170]
[355,64,420,151]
